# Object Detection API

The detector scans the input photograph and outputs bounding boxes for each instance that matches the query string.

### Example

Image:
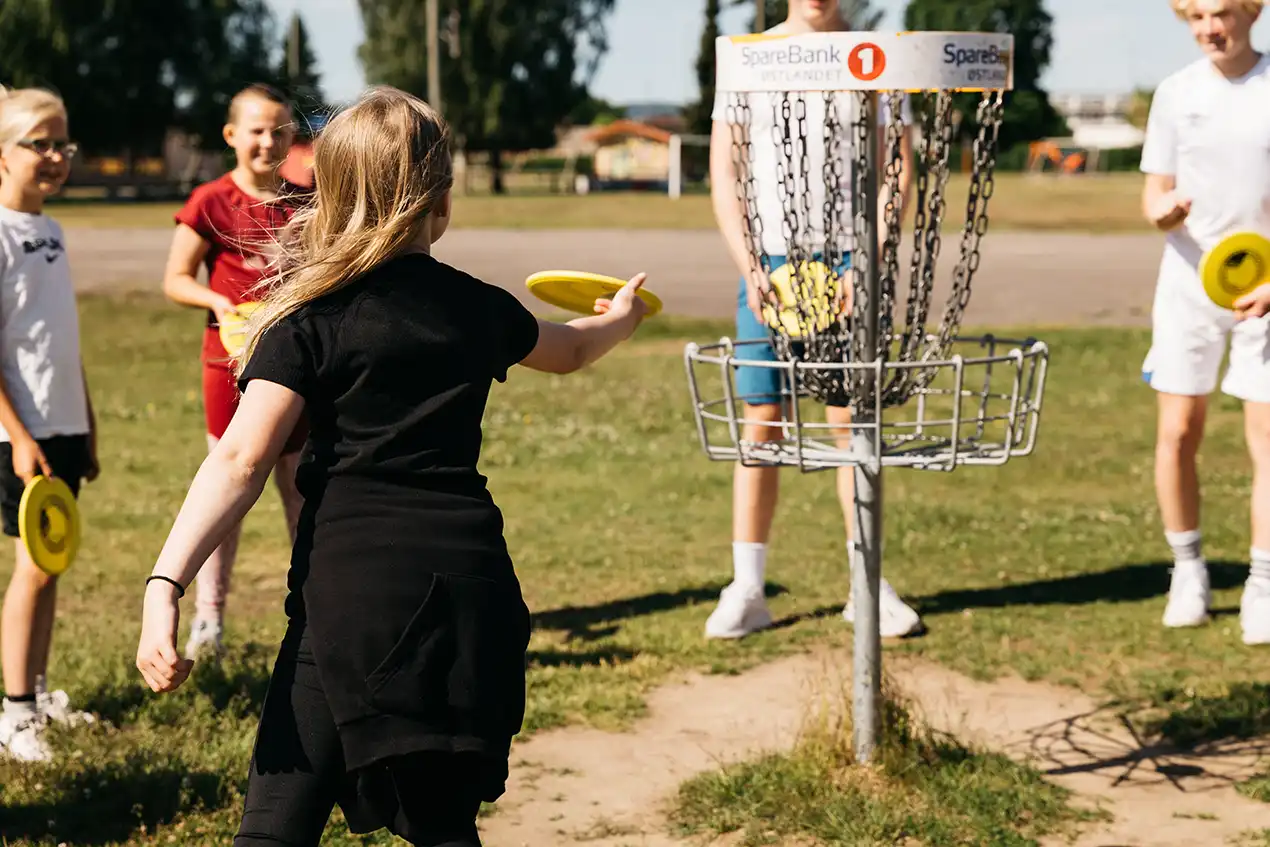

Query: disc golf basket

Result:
[683,31,1050,763]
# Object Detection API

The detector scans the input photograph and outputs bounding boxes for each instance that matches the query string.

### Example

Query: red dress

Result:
[173,172,310,450]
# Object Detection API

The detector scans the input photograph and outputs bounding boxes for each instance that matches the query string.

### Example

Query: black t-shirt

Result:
[236,251,542,773]
[239,251,539,497]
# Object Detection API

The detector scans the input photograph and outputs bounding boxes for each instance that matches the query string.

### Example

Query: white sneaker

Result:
[185,617,224,659]
[35,676,96,727]
[0,708,51,762]
[1240,578,1270,646]
[1163,561,1210,628]
[705,582,772,639]
[843,578,923,638]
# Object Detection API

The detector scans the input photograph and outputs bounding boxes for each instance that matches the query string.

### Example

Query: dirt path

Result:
[480,650,1270,847]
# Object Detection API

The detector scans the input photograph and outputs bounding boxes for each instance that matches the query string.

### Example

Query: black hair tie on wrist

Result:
[146,575,186,598]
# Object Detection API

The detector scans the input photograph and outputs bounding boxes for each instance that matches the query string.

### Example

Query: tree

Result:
[357,0,618,194]
[903,0,1067,148]
[686,0,721,137]
[730,0,883,32]
[277,11,327,116]
[0,0,283,156]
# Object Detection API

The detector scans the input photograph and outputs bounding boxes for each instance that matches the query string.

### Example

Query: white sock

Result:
[1165,529,1203,567]
[1250,548,1270,590]
[732,542,767,590]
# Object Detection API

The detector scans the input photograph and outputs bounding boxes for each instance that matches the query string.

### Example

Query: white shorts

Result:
[1142,258,1270,403]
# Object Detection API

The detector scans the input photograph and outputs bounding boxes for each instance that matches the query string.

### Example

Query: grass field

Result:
[47,173,1149,233]
[0,293,1267,845]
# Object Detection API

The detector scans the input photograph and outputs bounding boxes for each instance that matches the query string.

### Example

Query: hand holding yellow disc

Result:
[761,260,848,338]
[1199,232,1270,310]
[526,270,663,317]
[218,301,264,358]
[18,475,80,577]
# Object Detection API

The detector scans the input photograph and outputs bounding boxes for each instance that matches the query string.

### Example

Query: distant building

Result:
[1050,92,1144,152]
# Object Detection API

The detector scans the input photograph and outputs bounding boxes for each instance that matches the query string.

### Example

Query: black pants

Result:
[235,625,485,847]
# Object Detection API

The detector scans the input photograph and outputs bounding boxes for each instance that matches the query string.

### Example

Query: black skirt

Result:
[286,475,532,794]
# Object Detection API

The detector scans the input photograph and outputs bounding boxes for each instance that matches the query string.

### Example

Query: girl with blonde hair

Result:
[135,85,650,845]
[0,85,99,762]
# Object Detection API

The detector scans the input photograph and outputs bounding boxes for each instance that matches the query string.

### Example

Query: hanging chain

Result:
[930,90,1004,362]
[847,91,874,411]
[888,90,955,399]
[726,93,767,308]
[877,92,906,386]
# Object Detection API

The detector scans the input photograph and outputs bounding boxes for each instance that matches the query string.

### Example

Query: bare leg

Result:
[1155,393,1206,534]
[2,540,56,697]
[825,404,855,542]
[732,402,783,544]
[706,402,785,639]
[1156,392,1210,628]
[1244,402,1270,551]
[1242,401,1270,645]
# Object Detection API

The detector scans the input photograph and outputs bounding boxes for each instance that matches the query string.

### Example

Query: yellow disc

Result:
[18,475,80,577]
[526,270,664,317]
[218,301,265,358]
[761,261,847,339]
[1200,232,1270,310]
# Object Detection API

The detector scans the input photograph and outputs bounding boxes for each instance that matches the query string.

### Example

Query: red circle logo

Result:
[848,43,886,81]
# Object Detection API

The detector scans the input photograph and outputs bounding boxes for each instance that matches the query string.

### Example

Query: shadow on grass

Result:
[533,583,788,640]
[0,756,229,845]
[1143,682,1270,748]
[529,646,640,668]
[910,561,1247,615]
[80,643,274,727]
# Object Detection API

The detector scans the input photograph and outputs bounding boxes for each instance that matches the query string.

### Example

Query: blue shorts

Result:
[733,254,852,406]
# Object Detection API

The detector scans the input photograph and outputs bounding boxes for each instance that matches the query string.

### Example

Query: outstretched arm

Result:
[137,379,304,692]
[518,274,650,375]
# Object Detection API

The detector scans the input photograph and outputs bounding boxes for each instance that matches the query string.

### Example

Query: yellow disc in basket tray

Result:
[761,260,847,339]
[1200,232,1270,310]
[218,301,264,358]
[525,270,663,317]
[18,475,80,577]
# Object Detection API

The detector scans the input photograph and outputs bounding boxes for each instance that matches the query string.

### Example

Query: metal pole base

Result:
[851,428,883,764]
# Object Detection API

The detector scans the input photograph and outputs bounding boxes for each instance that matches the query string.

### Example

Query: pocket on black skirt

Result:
[364,572,531,741]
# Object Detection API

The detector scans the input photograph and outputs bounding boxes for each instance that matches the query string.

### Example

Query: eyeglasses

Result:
[15,139,79,159]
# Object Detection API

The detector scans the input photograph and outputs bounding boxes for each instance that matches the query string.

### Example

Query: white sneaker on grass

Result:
[185,617,225,660]
[35,675,96,727]
[1162,561,1210,629]
[705,582,773,639]
[0,707,51,763]
[1240,578,1270,646]
[842,578,923,638]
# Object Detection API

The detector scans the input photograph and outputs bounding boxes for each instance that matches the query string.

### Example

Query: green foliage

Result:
[686,0,722,137]
[903,0,1067,148]
[0,0,286,155]
[356,0,618,193]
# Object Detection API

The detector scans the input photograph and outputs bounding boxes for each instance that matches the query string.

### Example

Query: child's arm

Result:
[162,223,236,321]
[136,379,304,692]
[518,274,649,375]
[0,372,51,482]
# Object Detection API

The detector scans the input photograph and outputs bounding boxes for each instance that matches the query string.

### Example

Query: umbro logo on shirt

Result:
[22,237,64,264]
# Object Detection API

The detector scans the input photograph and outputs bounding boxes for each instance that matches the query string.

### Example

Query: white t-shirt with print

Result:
[1140,54,1270,307]
[0,205,89,442]
[711,22,912,258]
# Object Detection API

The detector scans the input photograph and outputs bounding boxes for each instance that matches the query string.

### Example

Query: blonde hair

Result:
[0,86,67,152]
[1172,0,1264,18]
[234,85,454,374]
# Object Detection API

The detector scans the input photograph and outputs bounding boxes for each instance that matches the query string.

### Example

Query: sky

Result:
[265,0,1270,106]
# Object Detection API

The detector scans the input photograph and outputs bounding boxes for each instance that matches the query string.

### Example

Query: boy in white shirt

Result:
[704,0,919,639]
[1139,0,1270,643]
